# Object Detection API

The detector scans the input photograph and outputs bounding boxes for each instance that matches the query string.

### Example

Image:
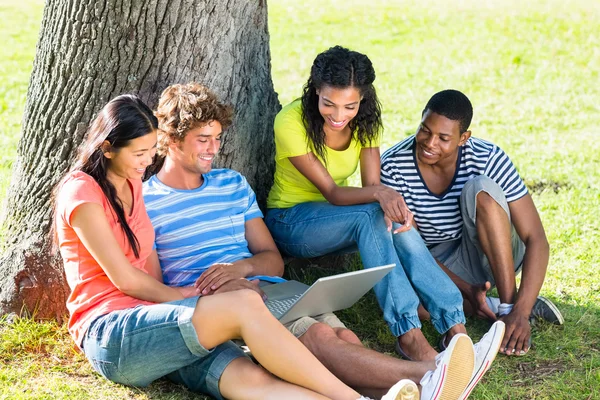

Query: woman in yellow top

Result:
[266,46,469,362]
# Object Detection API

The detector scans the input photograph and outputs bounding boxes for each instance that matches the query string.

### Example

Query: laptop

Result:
[261,264,395,324]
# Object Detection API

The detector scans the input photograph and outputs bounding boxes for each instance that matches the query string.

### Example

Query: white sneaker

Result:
[458,321,505,400]
[381,379,419,400]
[420,333,474,400]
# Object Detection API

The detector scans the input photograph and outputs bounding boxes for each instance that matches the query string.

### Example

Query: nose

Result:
[426,135,438,147]
[207,139,220,155]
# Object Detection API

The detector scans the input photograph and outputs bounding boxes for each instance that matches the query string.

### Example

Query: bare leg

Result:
[219,357,329,400]
[397,328,439,361]
[299,323,433,398]
[191,289,360,400]
[417,304,430,320]
[475,191,517,303]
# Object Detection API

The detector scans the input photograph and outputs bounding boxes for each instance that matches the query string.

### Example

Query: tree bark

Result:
[0,0,279,320]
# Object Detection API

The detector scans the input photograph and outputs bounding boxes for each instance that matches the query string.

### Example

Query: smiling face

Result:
[105,130,158,181]
[170,120,222,175]
[415,110,470,167]
[317,85,362,133]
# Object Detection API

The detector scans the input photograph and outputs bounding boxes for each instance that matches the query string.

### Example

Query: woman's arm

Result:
[71,202,192,302]
[288,147,412,228]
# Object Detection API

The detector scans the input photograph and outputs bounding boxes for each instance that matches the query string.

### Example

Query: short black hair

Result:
[423,89,473,133]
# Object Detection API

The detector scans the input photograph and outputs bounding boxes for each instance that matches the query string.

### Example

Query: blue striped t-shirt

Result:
[380,136,528,245]
[143,169,263,287]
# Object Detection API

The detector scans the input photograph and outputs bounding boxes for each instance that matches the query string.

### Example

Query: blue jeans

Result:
[81,296,248,400]
[265,202,465,336]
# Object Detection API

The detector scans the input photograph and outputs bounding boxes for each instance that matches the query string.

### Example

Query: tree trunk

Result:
[0,0,279,320]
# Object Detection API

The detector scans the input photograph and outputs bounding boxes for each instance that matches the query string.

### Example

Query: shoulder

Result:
[381,135,415,165]
[276,100,303,122]
[58,171,102,201]
[274,100,305,133]
[142,175,171,197]
[206,169,250,188]
[466,136,500,156]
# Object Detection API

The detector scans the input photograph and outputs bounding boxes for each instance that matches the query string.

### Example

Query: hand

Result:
[177,286,200,298]
[499,310,531,356]
[209,278,267,301]
[375,186,413,229]
[464,281,497,321]
[195,263,249,295]
[384,215,412,234]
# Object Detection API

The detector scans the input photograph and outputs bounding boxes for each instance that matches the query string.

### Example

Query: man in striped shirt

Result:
[381,89,563,357]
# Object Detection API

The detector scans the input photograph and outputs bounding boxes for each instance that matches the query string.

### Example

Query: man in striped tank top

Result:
[381,90,563,357]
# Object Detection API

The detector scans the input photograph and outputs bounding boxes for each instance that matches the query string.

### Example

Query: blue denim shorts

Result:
[81,296,248,400]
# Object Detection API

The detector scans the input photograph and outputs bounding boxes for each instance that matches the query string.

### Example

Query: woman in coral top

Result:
[53,94,419,400]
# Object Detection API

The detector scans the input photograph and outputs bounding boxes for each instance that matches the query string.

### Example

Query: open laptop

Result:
[261,264,395,324]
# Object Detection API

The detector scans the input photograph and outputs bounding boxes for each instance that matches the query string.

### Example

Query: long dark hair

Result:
[54,94,158,258]
[301,45,383,162]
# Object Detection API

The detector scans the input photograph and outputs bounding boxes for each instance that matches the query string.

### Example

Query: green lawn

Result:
[1,0,599,398]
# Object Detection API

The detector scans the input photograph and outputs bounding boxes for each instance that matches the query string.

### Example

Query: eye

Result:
[345,106,356,110]
[216,136,222,141]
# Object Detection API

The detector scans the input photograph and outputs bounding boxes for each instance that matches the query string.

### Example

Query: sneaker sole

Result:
[534,296,564,325]
[433,334,474,400]
[397,379,419,400]
[459,321,505,400]
[384,378,419,400]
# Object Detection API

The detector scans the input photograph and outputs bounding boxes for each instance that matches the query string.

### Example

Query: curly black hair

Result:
[300,45,382,162]
[423,89,473,133]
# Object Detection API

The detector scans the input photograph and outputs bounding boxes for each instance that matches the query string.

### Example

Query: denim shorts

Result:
[81,296,248,400]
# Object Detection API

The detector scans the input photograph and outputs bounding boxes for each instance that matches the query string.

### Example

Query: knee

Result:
[300,322,338,353]
[475,191,502,214]
[357,203,387,231]
[334,327,362,345]
[229,289,267,315]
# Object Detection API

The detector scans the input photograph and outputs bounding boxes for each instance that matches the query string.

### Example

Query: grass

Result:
[1,0,599,398]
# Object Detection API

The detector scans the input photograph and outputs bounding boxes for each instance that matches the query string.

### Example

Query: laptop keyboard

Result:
[265,294,302,317]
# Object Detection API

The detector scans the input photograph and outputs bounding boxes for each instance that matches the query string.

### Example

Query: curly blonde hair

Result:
[155,83,233,156]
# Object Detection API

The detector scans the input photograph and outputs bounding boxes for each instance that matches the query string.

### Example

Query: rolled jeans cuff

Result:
[177,297,212,357]
[389,313,422,337]
[430,308,467,334]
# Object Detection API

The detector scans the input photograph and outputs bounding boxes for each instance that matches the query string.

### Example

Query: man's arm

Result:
[194,218,284,294]
[508,194,549,314]
[500,193,549,354]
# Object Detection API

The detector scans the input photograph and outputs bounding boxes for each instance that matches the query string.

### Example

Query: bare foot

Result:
[444,323,468,346]
[397,329,438,361]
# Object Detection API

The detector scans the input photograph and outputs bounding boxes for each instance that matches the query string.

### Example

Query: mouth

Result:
[327,117,347,128]
[135,168,146,174]
[199,155,214,162]
[419,146,437,158]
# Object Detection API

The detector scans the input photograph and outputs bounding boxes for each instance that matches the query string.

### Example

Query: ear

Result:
[315,88,320,96]
[168,137,179,151]
[458,130,471,146]
[101,140,112,158]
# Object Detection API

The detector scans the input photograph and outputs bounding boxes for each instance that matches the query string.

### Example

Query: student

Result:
[264,45,467,362]
[143,82,505,399]
[380,89,563,357]
[53,93,420,400]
